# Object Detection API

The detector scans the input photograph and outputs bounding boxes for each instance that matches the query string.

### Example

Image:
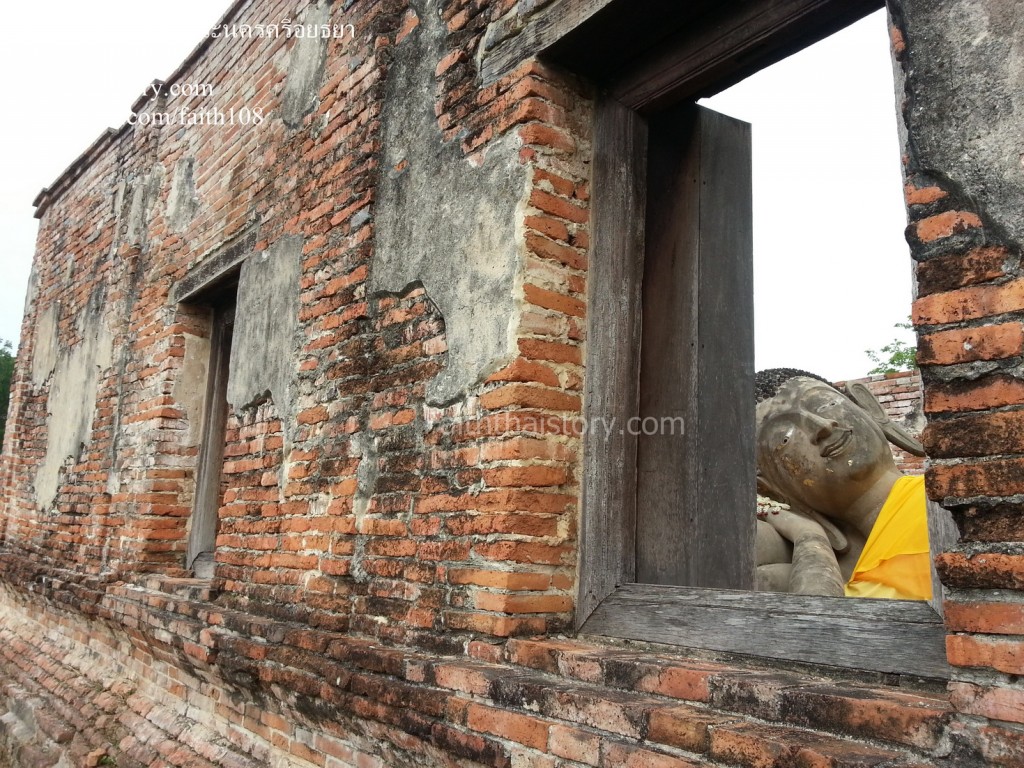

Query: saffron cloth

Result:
[845,475,932,601]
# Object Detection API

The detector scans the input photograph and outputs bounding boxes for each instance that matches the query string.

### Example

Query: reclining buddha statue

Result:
[755,368,931,600]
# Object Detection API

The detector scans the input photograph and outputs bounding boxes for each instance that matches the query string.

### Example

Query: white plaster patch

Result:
[172,332,211,447]
[31,304,59,387]
[34,307,114,510]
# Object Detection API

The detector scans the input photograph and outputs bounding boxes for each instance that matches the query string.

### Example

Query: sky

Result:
[0,4,912,382]
[0,1,227,346]
[701,9,915,381]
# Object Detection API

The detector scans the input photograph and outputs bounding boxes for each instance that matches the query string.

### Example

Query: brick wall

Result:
[1,0,585,643]
[1,0,1023,766]
[893,0,1024,758]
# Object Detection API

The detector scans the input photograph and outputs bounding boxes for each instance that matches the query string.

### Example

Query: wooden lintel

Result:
[480,0,882,109]
[480,0,616,83]
[609,0,883,110]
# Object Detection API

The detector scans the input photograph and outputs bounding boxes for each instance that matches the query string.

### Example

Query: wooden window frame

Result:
[173,228,254,579]
[483,0,953,679]
[187,300,235,578]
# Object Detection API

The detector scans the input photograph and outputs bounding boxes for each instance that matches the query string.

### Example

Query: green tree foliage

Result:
[866,321,917,374]
[0,339,14,446]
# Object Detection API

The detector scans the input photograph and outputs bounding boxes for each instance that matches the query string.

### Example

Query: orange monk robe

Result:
[845,475,932,601]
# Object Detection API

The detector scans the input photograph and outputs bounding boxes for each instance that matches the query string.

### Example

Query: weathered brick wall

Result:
[892,0,1024,759]
[2,0,585,644]
[1,0,1023,766]
[0,579,956,768]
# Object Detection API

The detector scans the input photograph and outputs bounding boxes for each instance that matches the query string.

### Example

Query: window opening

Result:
[700,10,911,382]
[188,296,236,579]
[631,9,942,604]
[572,0,951,677]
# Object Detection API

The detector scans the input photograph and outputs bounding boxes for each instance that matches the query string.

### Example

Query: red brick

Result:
[928,458,1024,499]
[473,540,573,565]
[708,724,786,768]
[548,724,600,765]
[542,689,649,739]
[916,245,1009,296]
[925,375,1024,413]
[630,663,729,708]
[486,357,560,387]
[518,338,582,364]
[365,539,418,557]
[526,232,586,270]
[396,8,420,44]
[503,638,583,673]
[496,98,568,137]
[505,749,555,768]
[415,489,574,515]
[467,640,504,664]
[443,611,547,637]
[529,189,588,224]
[524,215,570,243]
[524,284,585,318]
[955,722,1024,767]
[647,704,734,752]
[479,383,581,412]
[444,513,559,537]
[6,0,1013,764]
[466,704,549,750]
[904,183,948,205]
[416,540,471,561]
[890,24,907,57]
[518,123,576,153]
[945,600,1024,635]
[710,722,902,768]
[481,465,568,488]
[474,592,572,614]
[368,408,416,429]
[914,278,1024,325]
[480,437,566,462]
[780,685,950,750]
[948,634,1024,674]
[296,405,329,424]
[950,682,1024,725]
[923,409,1024,457]
[533,168,576,198]
[915,210,983,242]
[433,663,497,696]
[435,49,465,77]
[446,569,551,590]
[937,551,1024,590]
[600,742,700,768]
[918,322,1024,364]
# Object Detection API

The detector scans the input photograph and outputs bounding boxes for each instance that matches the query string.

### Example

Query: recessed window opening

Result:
[656,9,931,602]
[187,282,237,580]
[578,0,951,678]
[700,9,912,382]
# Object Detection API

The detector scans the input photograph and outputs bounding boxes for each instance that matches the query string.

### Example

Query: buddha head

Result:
[755,375,897,523]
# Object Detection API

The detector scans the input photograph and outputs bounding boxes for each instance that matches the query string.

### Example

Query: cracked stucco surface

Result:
[372,0,527,406]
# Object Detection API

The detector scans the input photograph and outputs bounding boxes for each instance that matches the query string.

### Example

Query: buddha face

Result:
[756,377,896,520]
